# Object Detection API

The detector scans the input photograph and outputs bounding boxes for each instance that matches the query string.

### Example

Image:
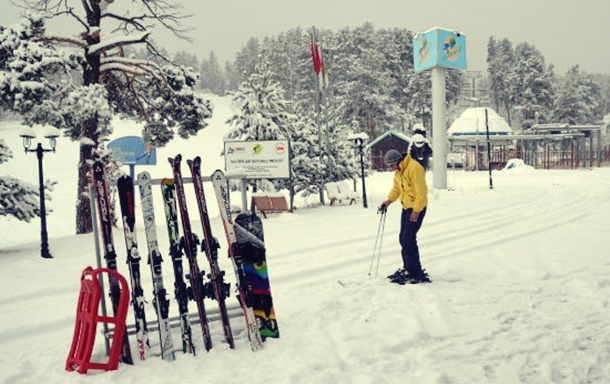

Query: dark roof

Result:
[365,130,411,151]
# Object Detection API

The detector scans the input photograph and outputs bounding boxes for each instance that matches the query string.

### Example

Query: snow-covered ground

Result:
[1,96,610,383]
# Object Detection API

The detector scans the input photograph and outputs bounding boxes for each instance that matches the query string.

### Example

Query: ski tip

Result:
[137,171,151,181]
[193,157,202,171]
[160,177,174,186]
[92,161,104,173]
[117,174,134,189]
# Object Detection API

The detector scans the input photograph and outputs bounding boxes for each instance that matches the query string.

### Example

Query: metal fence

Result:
[457,145,610,170]
[371,145,610,172]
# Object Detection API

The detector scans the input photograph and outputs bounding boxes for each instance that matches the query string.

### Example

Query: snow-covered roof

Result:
[448,108,513,136]
[365,130,411,151]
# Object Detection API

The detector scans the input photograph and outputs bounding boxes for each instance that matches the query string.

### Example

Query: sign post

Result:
[223,140,291,179]
[414,27,466,189]
[107,136,157,180]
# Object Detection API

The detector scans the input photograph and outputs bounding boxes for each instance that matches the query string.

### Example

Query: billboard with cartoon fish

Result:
[224,140,291,178]
[413,27,466,73]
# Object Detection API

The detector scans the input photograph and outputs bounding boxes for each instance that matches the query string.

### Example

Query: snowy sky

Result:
[1,0,608,75]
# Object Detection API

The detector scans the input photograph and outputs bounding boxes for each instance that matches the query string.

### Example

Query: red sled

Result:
[65,266,130,374]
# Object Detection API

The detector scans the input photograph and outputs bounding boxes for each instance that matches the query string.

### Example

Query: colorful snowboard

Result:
[234,213,279,339]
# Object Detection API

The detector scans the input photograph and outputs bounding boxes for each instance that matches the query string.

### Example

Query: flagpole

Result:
[311,26,326,205]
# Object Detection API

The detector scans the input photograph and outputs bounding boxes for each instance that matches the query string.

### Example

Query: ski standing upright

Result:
[169,155,213,351]
[137,171,176,361]
[211,169,265,351]
[91,161,133,365]
[188,157,234,349]
[117,174,149,360]
[160,178,195,355]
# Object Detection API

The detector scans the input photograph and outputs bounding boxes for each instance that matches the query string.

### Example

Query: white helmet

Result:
[411,134,426,148]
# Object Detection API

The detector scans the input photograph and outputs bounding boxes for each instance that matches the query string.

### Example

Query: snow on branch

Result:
[88,31,151,56]
[100,56,165,82]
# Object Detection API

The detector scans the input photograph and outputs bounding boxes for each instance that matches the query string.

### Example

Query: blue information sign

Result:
[107,136,156,165]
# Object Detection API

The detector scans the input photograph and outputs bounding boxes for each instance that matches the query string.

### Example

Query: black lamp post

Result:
[19,126,60,259]
[349,135,368,209]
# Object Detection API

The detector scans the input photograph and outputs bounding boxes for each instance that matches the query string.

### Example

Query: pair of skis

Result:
[168,155,234,351]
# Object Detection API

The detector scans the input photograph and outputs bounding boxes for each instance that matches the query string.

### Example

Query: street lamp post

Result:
[348,134,369,209]
[19,126,60,259]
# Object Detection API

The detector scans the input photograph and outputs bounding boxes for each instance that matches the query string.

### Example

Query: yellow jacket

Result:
[386,154,428,212]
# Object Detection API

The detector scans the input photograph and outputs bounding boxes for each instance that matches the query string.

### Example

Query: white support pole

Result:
[241,178,248,213]
[431,67,447,189]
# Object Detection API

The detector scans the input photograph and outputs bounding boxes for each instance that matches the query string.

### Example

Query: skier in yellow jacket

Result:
[380,145,430,284]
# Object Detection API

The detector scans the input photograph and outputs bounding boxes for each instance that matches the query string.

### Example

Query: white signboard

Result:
[224,140,291,179]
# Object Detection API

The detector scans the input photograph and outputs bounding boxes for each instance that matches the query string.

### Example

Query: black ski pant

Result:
[399,207,426,276]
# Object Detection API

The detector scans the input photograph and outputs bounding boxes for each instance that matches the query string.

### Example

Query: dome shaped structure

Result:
[448,108,513,136]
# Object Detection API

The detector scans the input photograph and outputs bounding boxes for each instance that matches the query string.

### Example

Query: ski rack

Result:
[106,302,243,338]
[89,172,249,358]
[134,175,249,213]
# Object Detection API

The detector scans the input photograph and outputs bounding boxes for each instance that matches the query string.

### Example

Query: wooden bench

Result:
[325,180,358,206]
[251,194,291,218]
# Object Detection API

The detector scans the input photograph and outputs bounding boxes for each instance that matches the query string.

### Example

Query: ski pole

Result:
[368,208,387,277]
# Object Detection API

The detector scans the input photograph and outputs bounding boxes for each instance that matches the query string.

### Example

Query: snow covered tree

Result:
[553,65,605,125]
[174,50,199,71]
[332,23,398,138]
[226,60,295,142]
[487,37,516,125]
[591,73,610,116]
[200,52,225,95]
[508,42,554,130]
[376,28,414,131]
[224,59,359,205]
[225,60,298,191]
[259,27,311,104]
[289,116,324,198]
[1,1,213,234]
[234,37,260,81]
[224,60,241,93]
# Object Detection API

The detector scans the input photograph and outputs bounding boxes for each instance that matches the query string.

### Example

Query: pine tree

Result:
[174,51,200,71]
[200,52,225,95]
[553,65,605,125]
[225,60,299,193]
[1,3,212,234]
[508,42,554,130]
[226,60,296,142]
[487,37,516,125]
